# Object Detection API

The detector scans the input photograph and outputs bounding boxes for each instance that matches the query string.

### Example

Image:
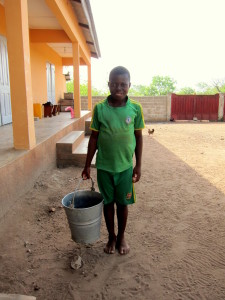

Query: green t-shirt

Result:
[90,96,145,172]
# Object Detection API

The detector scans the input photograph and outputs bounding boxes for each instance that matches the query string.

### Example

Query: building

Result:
[0,0,100,220]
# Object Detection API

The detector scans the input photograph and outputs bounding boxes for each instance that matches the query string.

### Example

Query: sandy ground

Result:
[1,122,225,300]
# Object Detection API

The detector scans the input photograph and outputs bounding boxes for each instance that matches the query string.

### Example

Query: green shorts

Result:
[97,166,136,206]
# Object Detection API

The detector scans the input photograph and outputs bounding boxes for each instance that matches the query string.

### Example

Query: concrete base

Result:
[0,111,92,222]
[0,294,36,300]
[57,136,96,168]
[85,117,92,135]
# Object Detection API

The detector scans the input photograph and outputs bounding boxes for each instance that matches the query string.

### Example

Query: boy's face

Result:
[108,73,131,101]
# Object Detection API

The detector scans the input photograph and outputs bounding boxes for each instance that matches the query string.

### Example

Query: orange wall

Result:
[1,4,66,105]
[30,43,66,104]
[0,4,6,36]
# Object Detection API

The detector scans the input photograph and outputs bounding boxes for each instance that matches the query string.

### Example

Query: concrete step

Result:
[73,137,96,166]
[57,136,96,168]
[85,117,92,135]
[56,131,84,154]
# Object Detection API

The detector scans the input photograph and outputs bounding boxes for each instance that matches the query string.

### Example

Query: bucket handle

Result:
[70,177,95,208]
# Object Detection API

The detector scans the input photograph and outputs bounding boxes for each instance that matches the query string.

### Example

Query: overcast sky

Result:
[82,0,225,91]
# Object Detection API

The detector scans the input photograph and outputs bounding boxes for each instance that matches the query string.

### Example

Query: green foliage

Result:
[66,76,225,97]
[129,76,176,96]
[177,87,196,95]
[194,80,225,95]
[66,81,74,93]
[210,80,225,93]
[129,85,150,96]
[80,83,88,96]
[66,80,108,96]
[194,82,216,95]
[196,82,211,93]
[92,86,108,96]
[148,76,177,96]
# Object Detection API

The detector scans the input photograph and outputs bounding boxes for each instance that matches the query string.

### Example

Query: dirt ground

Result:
[1,122,225,300]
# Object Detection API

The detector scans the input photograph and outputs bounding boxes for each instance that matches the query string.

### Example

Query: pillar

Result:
[72,42,81,118]
[166,93,172,121]
[4,0,36,149]
[218,93,224,121]
[87,64,92,111]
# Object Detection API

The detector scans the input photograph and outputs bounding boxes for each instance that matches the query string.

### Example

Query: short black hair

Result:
[109,66,130,82]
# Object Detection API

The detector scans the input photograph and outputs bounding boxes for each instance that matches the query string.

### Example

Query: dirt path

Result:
[1,122,225,300]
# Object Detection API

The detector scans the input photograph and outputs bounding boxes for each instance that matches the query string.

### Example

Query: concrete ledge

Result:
[57,137,96,168]
[0,111,92,222]
[0,294,36,300]
[56,131,84,153]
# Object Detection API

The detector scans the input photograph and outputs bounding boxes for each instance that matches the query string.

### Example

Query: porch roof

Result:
[70,0,101,59]
[0,0,101,60]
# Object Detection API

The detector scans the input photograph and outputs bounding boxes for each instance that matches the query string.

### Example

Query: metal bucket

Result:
[62,178,103,244]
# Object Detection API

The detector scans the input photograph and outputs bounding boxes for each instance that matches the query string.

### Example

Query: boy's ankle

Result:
[117,233,125,240]
[108,234,116,240]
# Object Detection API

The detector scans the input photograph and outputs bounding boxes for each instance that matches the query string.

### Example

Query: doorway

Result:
[46,62,55,104]
[0,35,12,126]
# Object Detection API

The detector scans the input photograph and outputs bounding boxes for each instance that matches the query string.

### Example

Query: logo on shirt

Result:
[126,116,132,124]
[126,192,132,200]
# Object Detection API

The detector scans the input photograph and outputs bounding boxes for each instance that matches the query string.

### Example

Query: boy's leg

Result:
[114,167,134,255]
[116,203,130,255]
[103,202,117,254]
[97,169,117,254]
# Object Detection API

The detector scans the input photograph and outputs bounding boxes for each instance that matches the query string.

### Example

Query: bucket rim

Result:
[61,191,103,210]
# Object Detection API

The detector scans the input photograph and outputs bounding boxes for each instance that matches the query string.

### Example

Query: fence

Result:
[81,95,171,122]
[171,94,220,121]
[79,93,225,122]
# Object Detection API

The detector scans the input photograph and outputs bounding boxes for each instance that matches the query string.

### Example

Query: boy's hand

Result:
[81,167,91,180]
[132,166,141,183]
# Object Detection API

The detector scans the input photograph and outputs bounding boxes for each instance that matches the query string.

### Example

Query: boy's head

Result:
[108,66,131,100]
[109,66,130,82]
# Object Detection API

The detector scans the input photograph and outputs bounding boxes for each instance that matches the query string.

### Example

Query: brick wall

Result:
[81,95,171,122]
[61,94,225,122]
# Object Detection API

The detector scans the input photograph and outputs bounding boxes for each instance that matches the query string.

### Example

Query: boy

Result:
[82,66,145,255]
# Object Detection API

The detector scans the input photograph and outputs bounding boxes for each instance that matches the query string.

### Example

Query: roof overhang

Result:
[70,0,101,59]
[0,0,101,61]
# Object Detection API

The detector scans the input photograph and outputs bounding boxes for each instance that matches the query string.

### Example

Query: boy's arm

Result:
[82,130,99,179]
[133,129,143,183]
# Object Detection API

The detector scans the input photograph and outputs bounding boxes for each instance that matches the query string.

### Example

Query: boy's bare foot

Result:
[104,236,117,254]
[116,235,130,255]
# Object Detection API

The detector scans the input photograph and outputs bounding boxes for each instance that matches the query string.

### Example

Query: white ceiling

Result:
[27,0,68,57]
[1,0,100,59]
[28,0,62,30]
[48,43,73,57]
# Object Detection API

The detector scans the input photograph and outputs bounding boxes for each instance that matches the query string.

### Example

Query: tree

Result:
[195,82,215,94]
[129,84,150,96]
[177,87,196,95]
[194,80,225,95]
[211,79,225,93]
[148,76,176,96]
[66,80,107,96]
[66,80,74,93]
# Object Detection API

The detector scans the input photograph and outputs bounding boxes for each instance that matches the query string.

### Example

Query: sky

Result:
[81,0,225,92]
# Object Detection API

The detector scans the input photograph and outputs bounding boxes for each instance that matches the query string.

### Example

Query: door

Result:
[0,35,12,125]
[171,94,195,120]
[46,62,55,104]
[171,94,219,121]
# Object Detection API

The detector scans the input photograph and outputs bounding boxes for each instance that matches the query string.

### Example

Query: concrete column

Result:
[87,64,92,111]
[218,93,224,121]
[166,93,172,121]
[72,42,81,118]
[4,0,36,149]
